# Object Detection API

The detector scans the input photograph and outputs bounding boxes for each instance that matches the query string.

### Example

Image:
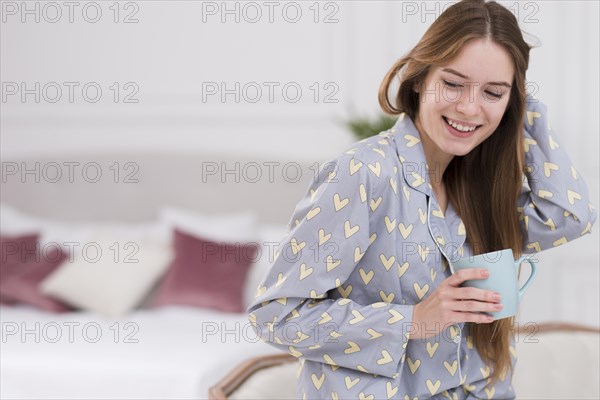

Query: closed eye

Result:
[443,80,463,88]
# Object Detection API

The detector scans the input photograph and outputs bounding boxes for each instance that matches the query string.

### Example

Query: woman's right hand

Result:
[408,268,503,340]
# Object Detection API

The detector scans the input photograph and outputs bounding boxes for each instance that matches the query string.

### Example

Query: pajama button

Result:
[453,335,461,344]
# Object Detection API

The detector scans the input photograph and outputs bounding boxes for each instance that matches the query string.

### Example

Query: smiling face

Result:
[414,38,515,171]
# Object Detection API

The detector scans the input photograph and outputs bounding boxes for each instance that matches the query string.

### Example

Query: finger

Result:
[454,287,500,303]
[446,268,489,287]
[452,311,495,324]
[452,300,503,314]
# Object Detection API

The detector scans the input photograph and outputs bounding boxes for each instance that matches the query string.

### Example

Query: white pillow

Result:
[243,223,289,310]
[40,228,173,317]
[158,206,259,243]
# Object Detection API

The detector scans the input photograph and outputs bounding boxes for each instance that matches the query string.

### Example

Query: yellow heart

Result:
[255,285,267,297]
[290,238,306,255]
[294,331,309,343]
[334,193,350,211]
[523,137,538,152]
[432,207,445,219]
[359,268,374,285]
[458,221,466,235]
[418,244,430,262]
[398,262,409,277]
[344,341,361,354]
[285,310,299,322]
[480,365,491,379]
[318,312,332,324]
[411,172,426,187]
[389,178,397,194]
[299,263,313,280]
[369,233,377,245]
[337,283,352,298]
[344,376,360,389]
[368,162,381,177]
[407,357,421,374]
[349,310,365,324]
[404,134,420,147]
[538,189,553,199]
[464,383,476,392]
[484,387,496,399]
[380,290,395,303]
[275,272,286,287]
[329,331,343,339]
[311,373,325,390]
[354,246,364,262]
[543,218,556,230]
[398,223,413,239]
[402,185,410,201]
[306,207,321,220]
[344,220,360,238]
[449,325,458,339]
[326,256,341,272]
[359,392,374,400]
[543,162,559,177]
[426,379,441,395]
[349,159,363,175]
[526,110,542,126]
[318,229,331,245]
[571,165,578,180]
[553,236,568,247]
[326,171,337,182]
[582,222,592,235]
[386,382,398,398]
[309,188,318,202]
[373,147,386,158]
[549,134,559,150]
[370,196,382,212]
[367,328,382,340]
[376,350,393,365]
[384,216,397,233]
[387,309,404,324]
[526,241,541,252]
[567,189,581,205]
[359,184,367,203]
[430,268,437,282]
[288,346,303,357]
[426,341,439,358]
[444,360,458,376]
[380,254,396,271]
[418,208,427,224]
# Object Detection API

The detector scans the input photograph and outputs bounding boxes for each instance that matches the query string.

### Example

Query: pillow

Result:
[0,233,40,304]
[40,229,172,317]
[0,243,72,312]
[158,206,258,243]
[151,228,259,313]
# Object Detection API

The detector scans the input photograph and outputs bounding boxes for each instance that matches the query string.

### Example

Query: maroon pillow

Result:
[1,234,39,305]
[151,228,258,313]
[1,235,72,312]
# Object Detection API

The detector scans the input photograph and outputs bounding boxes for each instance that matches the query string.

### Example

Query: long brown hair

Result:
[378,0,531,383]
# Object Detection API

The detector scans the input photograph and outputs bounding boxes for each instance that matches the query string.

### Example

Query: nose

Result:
[455,85,481,117]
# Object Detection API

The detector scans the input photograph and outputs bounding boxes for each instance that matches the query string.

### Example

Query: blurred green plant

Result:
[345,114,398,140]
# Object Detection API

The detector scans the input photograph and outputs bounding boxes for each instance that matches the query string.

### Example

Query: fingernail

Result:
[494,303,503,310]
[481,269,489,277]
[493,293,501,302]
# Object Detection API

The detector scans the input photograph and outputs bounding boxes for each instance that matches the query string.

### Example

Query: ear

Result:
[413,82,420,93]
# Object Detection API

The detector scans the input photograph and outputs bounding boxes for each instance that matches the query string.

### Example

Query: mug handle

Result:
[515,255,537,301]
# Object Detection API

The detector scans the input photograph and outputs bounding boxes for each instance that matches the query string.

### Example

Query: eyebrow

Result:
[441,68,512,88]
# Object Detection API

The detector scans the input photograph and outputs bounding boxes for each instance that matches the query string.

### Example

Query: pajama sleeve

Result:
[247,153,414,378]
[518,98,597,253]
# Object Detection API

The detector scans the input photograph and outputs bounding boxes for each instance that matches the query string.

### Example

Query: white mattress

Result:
[1,304,277,399]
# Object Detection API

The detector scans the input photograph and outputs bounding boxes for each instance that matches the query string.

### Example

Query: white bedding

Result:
[1,304,277,399]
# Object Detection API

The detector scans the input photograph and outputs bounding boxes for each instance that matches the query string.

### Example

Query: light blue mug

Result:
[451,249,537,320]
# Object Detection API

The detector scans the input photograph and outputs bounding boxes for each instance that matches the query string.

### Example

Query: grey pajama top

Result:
[248,98,597,399]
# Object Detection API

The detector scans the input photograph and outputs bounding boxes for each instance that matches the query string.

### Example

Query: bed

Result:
[0,151,315,399]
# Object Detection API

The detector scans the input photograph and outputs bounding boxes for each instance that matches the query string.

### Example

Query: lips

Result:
[442,116,481,138]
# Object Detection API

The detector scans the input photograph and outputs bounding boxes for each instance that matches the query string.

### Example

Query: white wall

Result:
[2,1,598,326]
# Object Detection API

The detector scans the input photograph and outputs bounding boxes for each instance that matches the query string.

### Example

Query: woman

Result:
[248,0,596,398]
